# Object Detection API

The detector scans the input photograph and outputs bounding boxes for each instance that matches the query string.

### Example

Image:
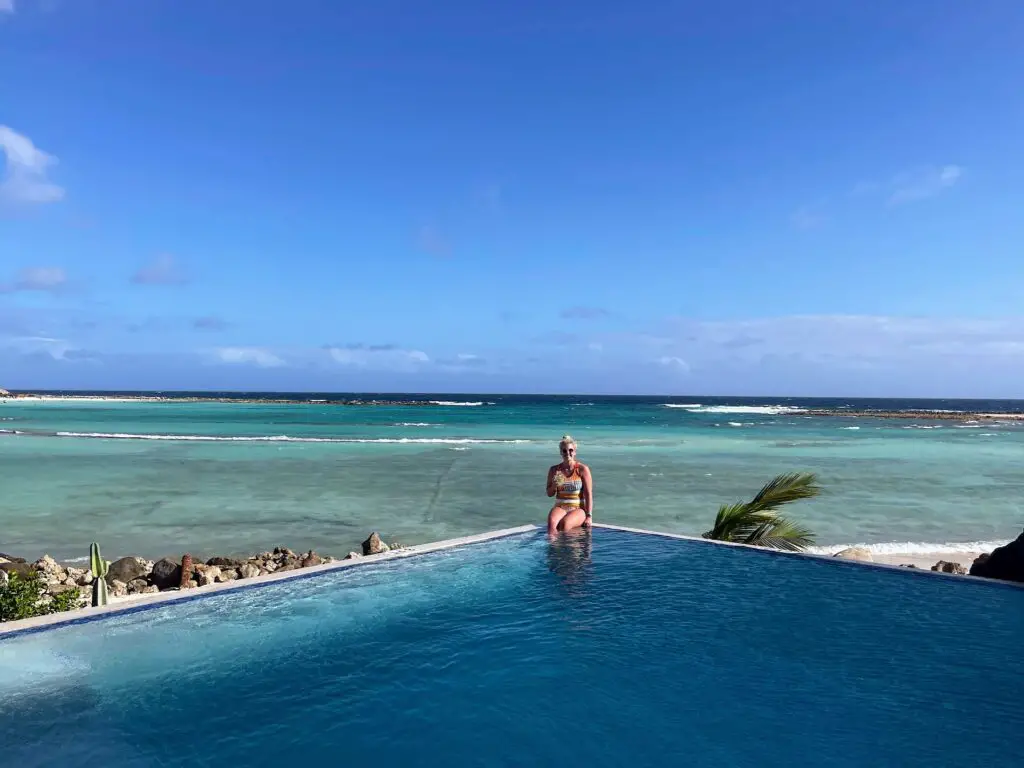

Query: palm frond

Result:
[702,472,820,551]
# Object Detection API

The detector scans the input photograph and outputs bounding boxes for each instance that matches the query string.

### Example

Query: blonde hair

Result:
[559,434,576,448]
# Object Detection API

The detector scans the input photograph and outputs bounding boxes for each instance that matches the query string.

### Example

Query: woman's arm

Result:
[546,466,558,497]
[581,464,594,519]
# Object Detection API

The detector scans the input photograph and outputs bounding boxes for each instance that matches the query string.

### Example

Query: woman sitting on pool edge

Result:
[546,434,594,534]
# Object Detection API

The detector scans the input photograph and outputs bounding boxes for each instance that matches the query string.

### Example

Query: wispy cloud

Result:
[888,165,963,205]
[560,306,611,320]
[193,316,230,331]
[0,266,68,293]
[0,126,64,204]
[0,1,15,15]
[132,254,188,286]
[326,344,429,370]
[790,205,826,230]
[657,355,690,372]
[214,347,284,368]
[417,224,452,258]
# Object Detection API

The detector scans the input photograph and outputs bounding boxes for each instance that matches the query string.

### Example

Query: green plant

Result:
[702,472,820,551]
[0,571,82,622]
[90,542,109,607]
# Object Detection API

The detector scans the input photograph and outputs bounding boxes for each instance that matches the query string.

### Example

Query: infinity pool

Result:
[2,528,1022,767]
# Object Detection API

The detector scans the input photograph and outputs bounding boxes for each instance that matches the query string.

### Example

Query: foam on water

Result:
[49,431,530,445]
[809,539,1012,556]
[664,404,807,414]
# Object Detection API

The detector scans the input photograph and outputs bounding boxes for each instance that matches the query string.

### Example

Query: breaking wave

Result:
[47,431,530,445]
[808,540,1010,556]
[662,404,806,415]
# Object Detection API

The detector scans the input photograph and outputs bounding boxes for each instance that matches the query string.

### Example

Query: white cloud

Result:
[0,126,64,204]
[0,1,14,15]
[657,356,690,372]
[215,347,285,368]
[888,165,963,205]
[327,345,429,370]
[132,254,188,286]
[0,266,68,293]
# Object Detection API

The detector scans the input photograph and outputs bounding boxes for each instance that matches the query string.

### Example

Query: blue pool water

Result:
[2,528,1022,767]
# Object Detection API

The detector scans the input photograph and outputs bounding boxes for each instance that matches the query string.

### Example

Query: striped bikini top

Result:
[554,464,584,507]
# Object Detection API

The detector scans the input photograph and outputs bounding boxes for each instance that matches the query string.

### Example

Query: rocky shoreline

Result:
[2,393,463,406]
[800,409,1024,422]
[0,532,399,622]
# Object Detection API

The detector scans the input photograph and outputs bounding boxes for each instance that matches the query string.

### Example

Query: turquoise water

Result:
[2,529,1022,767]
[1,395,1023,561]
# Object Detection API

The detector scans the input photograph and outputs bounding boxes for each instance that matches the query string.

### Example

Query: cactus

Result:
[90,542,109,607]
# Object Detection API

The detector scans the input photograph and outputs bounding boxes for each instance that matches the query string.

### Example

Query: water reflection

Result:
[546,528,593,598]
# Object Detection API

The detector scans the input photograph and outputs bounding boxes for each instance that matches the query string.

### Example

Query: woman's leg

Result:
[556,507,588,532]
[548,506,568,535]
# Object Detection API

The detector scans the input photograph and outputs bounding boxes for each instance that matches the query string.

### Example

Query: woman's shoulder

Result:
[577,462,592,474]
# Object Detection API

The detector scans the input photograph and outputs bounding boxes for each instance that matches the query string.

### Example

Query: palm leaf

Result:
[702,472,820,551]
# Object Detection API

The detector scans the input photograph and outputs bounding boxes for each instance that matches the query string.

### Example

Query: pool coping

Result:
[593,523,1024,590]
[0,525,539,638]
[3,522,1019,637]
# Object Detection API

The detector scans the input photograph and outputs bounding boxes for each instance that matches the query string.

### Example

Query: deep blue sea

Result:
[2,528,1022,767]
[2,392,1023,561]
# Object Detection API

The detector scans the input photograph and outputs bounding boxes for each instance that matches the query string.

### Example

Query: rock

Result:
[150,558,183,590]
[969,530,1024,583]
[197,566,221,586]
[261,561,279,573]
[141,585,160,594]
[0,561,35,579]
[127,578,149,593]
[362,532,390,556]
[78,585,93,602]
[110,580,129,598]
[300,552,323,568]
[179,554,194,589]
[0,552,26,563]
[106,556,150,585]
[274,547,295,558]
[66,567,85,582]
[215,568,238,583]
[77,569,94,586]
[275,564,297,573]
[0,570,7,587]
[833,547,873,562]
[46,582,80,597]
[931,560,967,575]
[900,564,919,569]
[206,556,242,568]
[239,563,260,579]
[34,554,61,574]
[344,551,361,560]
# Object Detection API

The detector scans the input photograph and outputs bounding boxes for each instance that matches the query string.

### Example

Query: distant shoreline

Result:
[3,393,1024,421]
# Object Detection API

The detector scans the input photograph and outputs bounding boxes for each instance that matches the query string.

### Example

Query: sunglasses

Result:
[560,447,576,455]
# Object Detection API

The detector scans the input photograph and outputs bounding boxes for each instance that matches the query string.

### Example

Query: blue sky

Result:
[2,0,1024,396]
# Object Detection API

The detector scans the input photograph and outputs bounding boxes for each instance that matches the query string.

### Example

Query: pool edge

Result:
[593,523,1024,591]
[0,525,540,638]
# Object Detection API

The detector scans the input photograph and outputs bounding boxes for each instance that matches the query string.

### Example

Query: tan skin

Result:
[546,441,594,534]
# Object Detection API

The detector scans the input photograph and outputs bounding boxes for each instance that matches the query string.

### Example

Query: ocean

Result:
[1,393,1022,563]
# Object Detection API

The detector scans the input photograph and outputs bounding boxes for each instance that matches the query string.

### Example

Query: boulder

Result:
[969,530,1024,583]
[362,532,390,556]
[344,551,362,560]
[0,570,7,587]
[150,558,183,590]
[0,553,26,563]
[206,556,242,568]
[274,547,295,558]
[931,560,967,575]
[127,578,149,593]
[34,554,62,575]
[197,566,221,587]
[77,569,94,586]
[46,582,80,597]
[141,585,160,594]
[833,547,873,562]
[0,561,35,579]
[110,580,129,598]
[239,563,260,579]
[215,568,238,583]
[300,552,323,568]
[106,556,150,585]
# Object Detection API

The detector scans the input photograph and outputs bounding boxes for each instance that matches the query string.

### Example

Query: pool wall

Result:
[2,521,1019,638]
